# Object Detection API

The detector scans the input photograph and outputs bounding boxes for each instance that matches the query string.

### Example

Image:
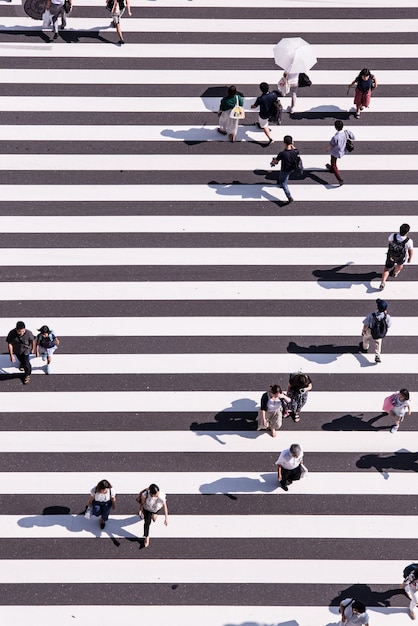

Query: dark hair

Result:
[291,373,310,388]
[16,321,25,330]
[376,298,388,312]
[360,68,371,77]
[96,479,112,491]
[38,325,50,334]
[227,85,237,97]
[259,82,269,94]
[399,389,410,400]
[270,384,282,394]
[400,223,410,236]
[334,120,344,131]
[283,135,293,146]
[352,600,366,614]
[149,483,159,495]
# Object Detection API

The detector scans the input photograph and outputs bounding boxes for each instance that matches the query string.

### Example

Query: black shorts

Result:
[385,253,405,269]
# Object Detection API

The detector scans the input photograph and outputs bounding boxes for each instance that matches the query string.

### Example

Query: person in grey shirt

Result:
[6,321,35,385]
[325,120,355,186]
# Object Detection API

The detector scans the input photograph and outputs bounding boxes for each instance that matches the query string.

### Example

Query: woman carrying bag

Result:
[137,483,168,548]
[217,85,244,143]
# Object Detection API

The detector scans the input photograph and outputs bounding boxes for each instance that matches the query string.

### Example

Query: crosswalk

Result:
[0,0,417,624]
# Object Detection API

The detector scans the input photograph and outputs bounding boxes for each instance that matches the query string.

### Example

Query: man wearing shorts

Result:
[109,0,131,45]
[251,82,277,144]
[380,223,413,290]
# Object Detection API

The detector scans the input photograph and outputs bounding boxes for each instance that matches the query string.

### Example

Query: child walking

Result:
[388,389,411,433]
[35,325,60,374]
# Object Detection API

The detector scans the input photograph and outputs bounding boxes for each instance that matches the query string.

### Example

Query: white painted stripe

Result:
[0,430,416,453]
[0,68,417,85]
[0,606,403,626]
[0,281,414,300]
[0,316,415,337]
[0,215,412,234]
[1,153,417,171]
[1,184,418,202]
[1,18,418,33]
[0,391,412,413]
[2,514,418,539]
[0,558,409,583]
[0,43,417,59]
[0,247,392,266]
[2,471,418,495]
[0,123,416,141]
[0,353,417,375]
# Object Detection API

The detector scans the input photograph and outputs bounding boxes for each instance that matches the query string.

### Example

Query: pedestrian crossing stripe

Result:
[1,18,418,33]
[0,216,412,233]
[0,352,417,374]
[0,430,415,453]
[0,281,414,300]
[0,316,415,336]
[7,0,418,6]
[0,184,418,202]
[2,514,418,538]
[0,606,407,626]
[0,247,398,266]
[1,69,418,85]
[1,154,418,171]
[0,391,412,413]
[1,43,418,58]
[1,123,417,140]
[0,558,411,583]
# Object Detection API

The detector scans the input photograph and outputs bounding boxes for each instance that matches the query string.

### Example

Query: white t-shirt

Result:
[266,395,283,412]
[275,447,303,469]
[340,599,369,625]
[388,232,413,253]
[91,487,115,502]
[143,490,166,513]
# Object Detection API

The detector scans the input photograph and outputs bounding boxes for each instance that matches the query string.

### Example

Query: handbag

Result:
[345,130,354,152]
[277,76,290,96]
[42,9,52,27]
[230,96,245,120]
[383,392,397,413]
[300,464,308,478]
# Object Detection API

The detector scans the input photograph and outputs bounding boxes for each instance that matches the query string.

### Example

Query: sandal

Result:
[354,113,360,119]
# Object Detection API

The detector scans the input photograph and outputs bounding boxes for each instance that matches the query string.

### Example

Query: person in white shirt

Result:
[137,483,168,547]
[339,598,369,625]
[275,444,304,492]
[380,223,413,290]
[87,479,116,530]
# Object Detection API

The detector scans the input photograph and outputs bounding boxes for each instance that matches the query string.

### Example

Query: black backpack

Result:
[298,73,312,88]
[371,313,388,339]
[388,234,409,264]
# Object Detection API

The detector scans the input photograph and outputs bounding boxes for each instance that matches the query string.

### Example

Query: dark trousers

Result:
[16,353,31,376]
[143,507,161,537]
[279,465,302,485]
[92,500,112,521]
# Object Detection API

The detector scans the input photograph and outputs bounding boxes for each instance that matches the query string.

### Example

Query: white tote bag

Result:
[42,9,52,28]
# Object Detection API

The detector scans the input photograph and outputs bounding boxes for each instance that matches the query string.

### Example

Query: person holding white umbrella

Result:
[273,37,316,114]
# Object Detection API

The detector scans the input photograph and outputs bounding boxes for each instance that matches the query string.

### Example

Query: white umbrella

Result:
[273,37,317,74]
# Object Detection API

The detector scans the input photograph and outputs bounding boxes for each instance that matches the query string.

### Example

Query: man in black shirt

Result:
[270,135,301,203]
[251,82,277,144]
[6,321,35,385]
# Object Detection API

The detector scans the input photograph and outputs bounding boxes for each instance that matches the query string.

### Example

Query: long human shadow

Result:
[199,472,277,495]
[329,583,405,608]
[357,451,418,478]
[322,413,391,431]
[18,507,142,543]
[290,105,353,121]
[286,341,375,368]
[313,264,381,288]
[254,167,330,188]
[207,180,296,207]
[191,398,258,444]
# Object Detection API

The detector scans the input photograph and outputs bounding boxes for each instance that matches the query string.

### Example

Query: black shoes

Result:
[358,342,367,354]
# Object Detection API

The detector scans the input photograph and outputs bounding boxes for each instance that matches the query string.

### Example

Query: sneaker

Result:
[53,32,58,40]
[358,342,367,354]
[375,355,381,363]
[390,425,399,433]
[280,482,288,492]
[287,197,294,204]
[338,180,344,186]
[45,365,50,375]
[379,282,385,290]
[41,353,47,361]
[118,39,125,45]
[325,163,332,171]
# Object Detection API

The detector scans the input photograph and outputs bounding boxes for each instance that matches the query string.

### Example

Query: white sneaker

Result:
[390,425,399,433]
